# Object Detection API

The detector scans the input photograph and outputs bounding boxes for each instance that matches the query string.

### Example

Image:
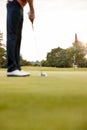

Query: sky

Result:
[0,0,87,61]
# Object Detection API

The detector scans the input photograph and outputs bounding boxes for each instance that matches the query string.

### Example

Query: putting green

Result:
[0,68,87,130]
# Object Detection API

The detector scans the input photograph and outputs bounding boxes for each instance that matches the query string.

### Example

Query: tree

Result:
[0,32,6,68]
[56,49,72,67]
[72,41,87,67]
[41,60,48,67]
[47,47,63,67]
[46,41,87,68]
[46,47,71,67]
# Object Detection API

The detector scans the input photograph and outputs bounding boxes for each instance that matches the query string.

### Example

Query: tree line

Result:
[0,31,87,68]
[42,41,87,68]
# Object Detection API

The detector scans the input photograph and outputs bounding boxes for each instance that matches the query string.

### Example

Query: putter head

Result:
[41,72,48,77]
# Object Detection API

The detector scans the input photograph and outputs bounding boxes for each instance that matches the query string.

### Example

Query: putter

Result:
[32,23,48,77]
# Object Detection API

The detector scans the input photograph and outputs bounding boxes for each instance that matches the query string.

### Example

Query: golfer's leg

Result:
[7,1,22,72]
[16,10,23,70]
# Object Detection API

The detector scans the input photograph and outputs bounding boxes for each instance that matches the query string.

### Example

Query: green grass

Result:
[0,67,87,130]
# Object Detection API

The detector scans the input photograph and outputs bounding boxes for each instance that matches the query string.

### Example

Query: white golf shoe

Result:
[20,70,31,76]
[7,69,30,77]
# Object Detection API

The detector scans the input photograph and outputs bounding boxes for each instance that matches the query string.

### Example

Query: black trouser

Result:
[7,0,23,72]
